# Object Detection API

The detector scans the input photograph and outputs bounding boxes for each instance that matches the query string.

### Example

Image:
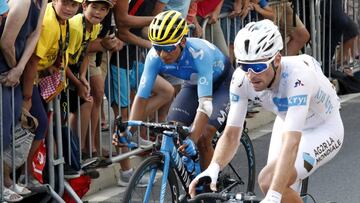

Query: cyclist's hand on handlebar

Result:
[178,138,197,157]
[260,189,282,203]
[189,162,220,198]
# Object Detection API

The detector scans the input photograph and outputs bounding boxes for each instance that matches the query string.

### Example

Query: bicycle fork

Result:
[143,153,171,203]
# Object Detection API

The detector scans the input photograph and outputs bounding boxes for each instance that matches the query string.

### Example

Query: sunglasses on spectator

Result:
[153,40,182,53]
[237,53,278,74]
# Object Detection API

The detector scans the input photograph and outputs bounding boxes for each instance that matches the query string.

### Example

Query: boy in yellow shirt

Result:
[22,0,83,182]
[62,0,118,163]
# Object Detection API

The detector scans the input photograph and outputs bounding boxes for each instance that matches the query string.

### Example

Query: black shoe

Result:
[82,169,100,179]
[64,164,80,179]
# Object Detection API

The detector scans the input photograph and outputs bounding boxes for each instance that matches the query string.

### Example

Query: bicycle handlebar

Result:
[115,117,191,140]
[179,192,262,203]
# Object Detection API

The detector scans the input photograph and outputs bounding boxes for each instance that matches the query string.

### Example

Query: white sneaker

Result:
[138,136,155,147]
[117,169,149,187]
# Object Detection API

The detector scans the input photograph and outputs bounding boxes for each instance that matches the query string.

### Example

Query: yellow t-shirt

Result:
[68,14,101,65]
[35,3,75,71]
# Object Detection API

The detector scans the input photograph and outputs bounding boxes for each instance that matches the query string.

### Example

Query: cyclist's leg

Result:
[144,75,174,116]
[166,83,197,127]
[290,110,344,188]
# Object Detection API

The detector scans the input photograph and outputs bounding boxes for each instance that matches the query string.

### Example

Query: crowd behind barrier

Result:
[0,0,359,202]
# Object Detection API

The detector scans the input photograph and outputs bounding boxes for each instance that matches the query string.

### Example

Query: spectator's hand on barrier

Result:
[0,67,22,87]
[178,138,197,157]
[240,0,250,19]
[189,162,221,198]
[229,0,243,18]
[111,37,124,52]
[79,76,91,93]
[192,20,203,38]
[101,34,120,51]
[250,2,260,12]
[76,83,92,102]
[207,11,219,24]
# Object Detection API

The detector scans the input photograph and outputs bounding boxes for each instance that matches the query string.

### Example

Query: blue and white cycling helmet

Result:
[234,19,283,62]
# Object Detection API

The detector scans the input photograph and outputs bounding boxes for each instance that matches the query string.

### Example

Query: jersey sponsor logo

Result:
[139,77,146,87]
[281,72,289,79]
[230,93,240,102]
[302,152,316,172]
[198,77,208,85]
[163,65,177,70]
[314,89,334,114]
[272,97,288,111]
[288,95,307,106]
[254,96,262,103]
[294,79,304,88]
[217,102,230,126]
[189,47,204,60]
[313,137,341,164]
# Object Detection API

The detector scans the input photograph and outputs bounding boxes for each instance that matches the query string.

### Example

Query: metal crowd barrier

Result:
[1,0,359,202]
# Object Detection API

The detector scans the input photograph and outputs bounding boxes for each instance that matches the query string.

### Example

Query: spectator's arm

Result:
[239,0,250,19]
[22,54,40,110]
[117,26,152,49]
[113,0,153,28]
[0,0,31,67]
[252,3,274,21]
[207,0,224,24]
[152,1,166,16]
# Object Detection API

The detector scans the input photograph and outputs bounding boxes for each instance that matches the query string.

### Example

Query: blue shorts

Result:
[166,66,234,130]
[105,62,144,107]
[30,86,48,141]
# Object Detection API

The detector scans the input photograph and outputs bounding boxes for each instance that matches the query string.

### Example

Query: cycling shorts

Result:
[166,66,233,130]
[267,110,344,192]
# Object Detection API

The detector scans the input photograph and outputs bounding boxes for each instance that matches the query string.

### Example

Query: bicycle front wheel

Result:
[122,155,179,203]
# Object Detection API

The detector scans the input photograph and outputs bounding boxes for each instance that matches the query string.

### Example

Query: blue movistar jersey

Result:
[137,38,229,99]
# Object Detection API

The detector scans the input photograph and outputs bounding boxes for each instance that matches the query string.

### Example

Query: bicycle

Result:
[119,120,256,203]
[178,173,321,203]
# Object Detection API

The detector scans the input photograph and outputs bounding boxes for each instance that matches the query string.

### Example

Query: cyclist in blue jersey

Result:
[114,10,234,170]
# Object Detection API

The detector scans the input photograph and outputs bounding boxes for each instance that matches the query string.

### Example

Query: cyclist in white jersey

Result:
[189,19,344,203]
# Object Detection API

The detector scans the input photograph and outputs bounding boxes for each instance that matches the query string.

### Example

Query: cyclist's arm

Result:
[269,131,301,194]
[211,125,243,169]
[212,68,249,168]
[190,52,214,143]
[128,50,161,130]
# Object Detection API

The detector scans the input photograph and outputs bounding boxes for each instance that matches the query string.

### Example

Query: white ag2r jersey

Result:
[227,54,340,132]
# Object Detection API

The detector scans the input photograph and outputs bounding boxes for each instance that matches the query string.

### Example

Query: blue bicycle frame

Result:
[126,121,193,203]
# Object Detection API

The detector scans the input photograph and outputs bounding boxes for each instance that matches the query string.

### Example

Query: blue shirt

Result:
[137,38,229,99]
[0,0,8,15]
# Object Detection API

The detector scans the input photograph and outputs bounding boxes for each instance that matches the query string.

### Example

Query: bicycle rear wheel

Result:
[122,155,179,203]
[216,130,256,194]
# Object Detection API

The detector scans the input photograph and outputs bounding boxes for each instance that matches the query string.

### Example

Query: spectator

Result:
[0,0,46,201]
[195,0,229,56]
[110,0,160,186]
[271,1,310,56]
[247,0,274,21]
[22,0,82,185]
[220,0,250,64]
[85,9,122,158]
[61,0,117,160]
